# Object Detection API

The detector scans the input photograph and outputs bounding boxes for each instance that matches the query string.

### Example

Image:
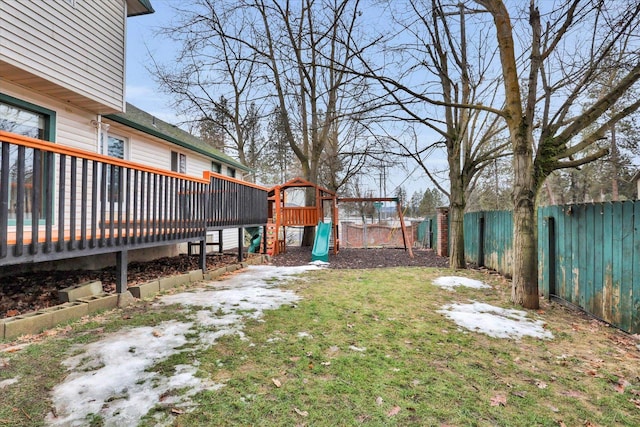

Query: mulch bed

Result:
[0,247,448,319]
[270,246,449,269]
[0,254,238,319]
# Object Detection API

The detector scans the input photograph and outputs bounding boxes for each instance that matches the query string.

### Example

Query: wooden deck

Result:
[1,130,269,291]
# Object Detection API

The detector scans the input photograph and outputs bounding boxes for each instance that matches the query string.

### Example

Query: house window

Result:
[0,94,56,223]
[171,151,186,173]
[227,167,236,178]
[211,161,221,173]
[102,134,127,203]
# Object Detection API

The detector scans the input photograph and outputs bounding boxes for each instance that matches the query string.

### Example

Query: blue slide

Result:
[311,221,332,263]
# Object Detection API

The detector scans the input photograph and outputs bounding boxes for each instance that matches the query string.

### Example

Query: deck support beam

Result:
[262,225,268,255]
[199,238,206,272]
[238,228,244,262]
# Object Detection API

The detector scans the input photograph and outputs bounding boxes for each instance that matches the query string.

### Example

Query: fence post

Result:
[436,207,449,257]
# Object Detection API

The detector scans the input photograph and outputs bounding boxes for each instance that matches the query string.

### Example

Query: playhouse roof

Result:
[268,177,335,197]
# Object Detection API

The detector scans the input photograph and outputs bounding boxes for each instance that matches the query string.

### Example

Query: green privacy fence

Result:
[463,202,640,333]
[464,210,513,276]
[417,215,438,249]
[538,202,640,334]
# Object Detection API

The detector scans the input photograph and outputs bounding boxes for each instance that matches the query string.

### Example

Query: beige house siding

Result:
[0,0,126,113]
[102,122,243,180]
[3,80,247,182]
[2,79,99,152]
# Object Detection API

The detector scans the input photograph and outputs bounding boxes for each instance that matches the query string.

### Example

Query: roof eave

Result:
[126,0,155,17]
[103,114,252,172]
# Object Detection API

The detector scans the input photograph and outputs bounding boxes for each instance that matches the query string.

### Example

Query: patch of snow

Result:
[349,345,366,352]
[47,265,315,427]
[0,377,18,389]
[437,301,553,340]
[309,260,330,267]
[47,321,196,426]
[297,332,313,339]
[432,276,491,290]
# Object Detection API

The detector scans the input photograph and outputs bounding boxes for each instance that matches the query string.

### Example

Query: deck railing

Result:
[0,131,267,267]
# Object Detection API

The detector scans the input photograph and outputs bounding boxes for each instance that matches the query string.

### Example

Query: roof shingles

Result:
[105,103,250,172]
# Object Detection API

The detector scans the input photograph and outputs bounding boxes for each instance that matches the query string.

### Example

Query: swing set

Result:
[265,177,413,258]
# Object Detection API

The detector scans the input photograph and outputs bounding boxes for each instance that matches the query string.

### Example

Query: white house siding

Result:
[221,229,240,250]
[2,80,99,152]
[0,0,126,113]
[103,121,245,181]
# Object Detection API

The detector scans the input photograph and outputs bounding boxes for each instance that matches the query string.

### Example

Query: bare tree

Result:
[255,0,378,243]
[153,0,379,242]
[475,0,640,308]
[151,1,270,177]
[352,0,509,269]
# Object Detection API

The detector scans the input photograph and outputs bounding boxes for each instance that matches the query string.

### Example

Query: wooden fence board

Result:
[592,204,604,319]
[571,206,580,304]
[621,201,634,331]
[576,205,585,307]
[584,204,595,315]
[633,201,640,333]
[556,206,567,301]
[612,203,624,325]
[602,203,614,324]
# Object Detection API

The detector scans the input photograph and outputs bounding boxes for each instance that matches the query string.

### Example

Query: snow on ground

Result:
[46,265,317,427]
[0,377,19,389]
[437,301,553,340]
[432,276,491,290]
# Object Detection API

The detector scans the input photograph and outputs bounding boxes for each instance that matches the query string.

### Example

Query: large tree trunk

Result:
[511,135,539,309]
[448,173,466,269]
[301,177,317,247]
[448,204,465,269]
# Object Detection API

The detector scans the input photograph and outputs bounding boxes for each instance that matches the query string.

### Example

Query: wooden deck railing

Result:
[0,130,268,267]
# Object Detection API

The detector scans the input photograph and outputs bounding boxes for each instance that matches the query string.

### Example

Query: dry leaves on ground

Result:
[387,406,401,417]
[490,394,507,407]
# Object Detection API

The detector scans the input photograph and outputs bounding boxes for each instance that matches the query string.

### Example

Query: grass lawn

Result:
[1,266,639,426]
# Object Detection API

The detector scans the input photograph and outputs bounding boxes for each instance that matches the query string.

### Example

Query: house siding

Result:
[2,80,98,151]
[0,0,126,112]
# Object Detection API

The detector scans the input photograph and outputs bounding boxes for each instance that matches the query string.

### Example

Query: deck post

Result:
[262,225,268,254]
[199,238,206,272]
[116,250,128,294]
[238,228,244,262]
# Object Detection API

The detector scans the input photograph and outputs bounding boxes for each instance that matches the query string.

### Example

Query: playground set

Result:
[263,177,413,262]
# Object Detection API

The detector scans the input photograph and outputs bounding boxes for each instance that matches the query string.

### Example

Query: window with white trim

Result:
[171,151,186,173]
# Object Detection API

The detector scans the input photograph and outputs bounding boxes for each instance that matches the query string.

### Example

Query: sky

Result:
[0,266,552,425]
[124,1,448,199]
